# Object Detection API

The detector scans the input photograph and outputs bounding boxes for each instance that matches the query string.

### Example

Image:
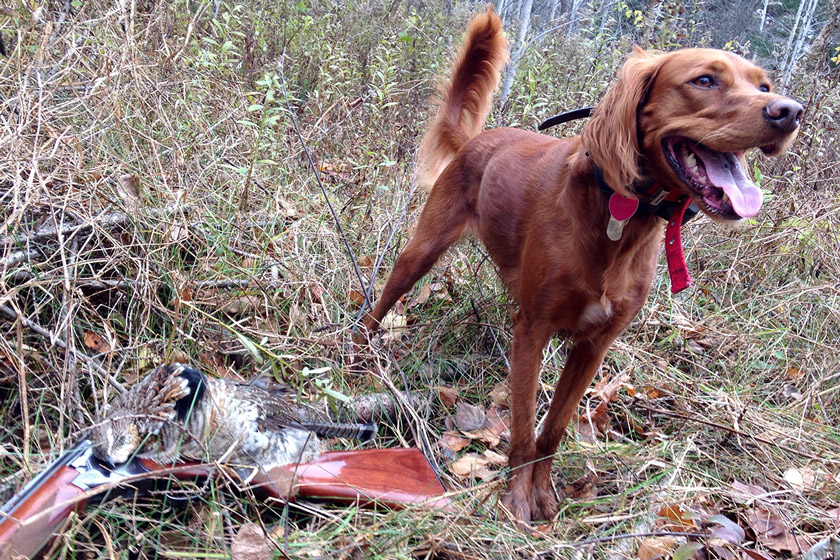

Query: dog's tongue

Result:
[692,145,763,217]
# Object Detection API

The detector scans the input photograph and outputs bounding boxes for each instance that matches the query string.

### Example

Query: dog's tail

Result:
[417,7,509,191]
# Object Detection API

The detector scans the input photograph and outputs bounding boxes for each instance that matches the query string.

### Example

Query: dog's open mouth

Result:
[663,137,762,220]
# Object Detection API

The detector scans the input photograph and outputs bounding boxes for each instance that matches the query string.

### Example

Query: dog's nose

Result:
[764,98,804,134]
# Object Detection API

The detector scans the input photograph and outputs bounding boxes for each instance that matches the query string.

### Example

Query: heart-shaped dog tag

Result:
[608,193,639,221]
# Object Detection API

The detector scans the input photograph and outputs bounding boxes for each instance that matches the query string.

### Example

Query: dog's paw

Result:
[527,457,558,521]
[529,485,558,521]
[500,465,535,525]
[500,490,532,527]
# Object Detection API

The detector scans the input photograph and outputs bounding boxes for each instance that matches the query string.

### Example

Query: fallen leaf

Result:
[436,386,459,408]
[574,399,610,443]
[657,504,698,530]
[454,402,486,431]
[711,542,741,560]
[785,367,803,380]
[482,405,511,442]
[803,536,840,560]
[439,431,470,453]
[707,513,745,544]
[746,507,804,553]
[822,507,840,525]
[783,466,834,493]
[563,473,598,500]
[686,338,705,354]
[116,173,142,210]
[637,537,677,560]
[730,480,768,504]
[406,283,433,309]
[482,449,508,466]
[593,371,629,402]
[449,453,494,479]
[231,523,274,560]
[489,381,510,407]
[83,331,112,355]
[742,549,773,560]
[671,541,703,560]
[782,384,803,402]
[219,295,263,315]
[347,290,366,307]
[463,427,501,448]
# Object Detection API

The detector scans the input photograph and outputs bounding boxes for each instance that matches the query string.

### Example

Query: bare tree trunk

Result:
[569,0,585,33]
[783,0,820,88]
[549,0,560,23]
[499,0,534,107]
[498,0,510,24]
[804,0,840,70]
[782,0,807,75]
[759,0,770,31]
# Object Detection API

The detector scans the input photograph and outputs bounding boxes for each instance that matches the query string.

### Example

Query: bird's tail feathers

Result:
[302,421,378,442]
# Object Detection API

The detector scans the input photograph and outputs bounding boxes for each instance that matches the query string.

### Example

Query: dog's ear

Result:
[582,47,663,197]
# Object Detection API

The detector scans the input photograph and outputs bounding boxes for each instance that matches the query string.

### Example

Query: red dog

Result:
[362,8,802,523]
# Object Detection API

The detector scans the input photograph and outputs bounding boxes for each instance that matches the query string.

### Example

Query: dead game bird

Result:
[90,364,377,468]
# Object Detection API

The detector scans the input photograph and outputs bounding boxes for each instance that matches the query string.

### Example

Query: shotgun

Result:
[0,439,450,559]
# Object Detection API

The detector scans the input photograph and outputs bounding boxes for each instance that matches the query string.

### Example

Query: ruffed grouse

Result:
[90,364,377,468]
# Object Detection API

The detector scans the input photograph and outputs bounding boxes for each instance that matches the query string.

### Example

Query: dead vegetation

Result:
[1,0,839,558]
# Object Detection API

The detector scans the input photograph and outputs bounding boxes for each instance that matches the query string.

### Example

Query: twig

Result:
[277,53,371,312]
[633,401,838,464]
[0,249,36,268]
[0,303,125,394]
[0,204,193,247]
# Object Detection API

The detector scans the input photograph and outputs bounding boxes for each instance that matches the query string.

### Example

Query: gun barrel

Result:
[0,441,93,560]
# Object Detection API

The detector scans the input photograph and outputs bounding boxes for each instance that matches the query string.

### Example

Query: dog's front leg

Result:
[501,319,554,524]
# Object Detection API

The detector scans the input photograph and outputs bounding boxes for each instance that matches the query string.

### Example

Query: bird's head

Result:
[90,364,207,465]
[91,411,144,465]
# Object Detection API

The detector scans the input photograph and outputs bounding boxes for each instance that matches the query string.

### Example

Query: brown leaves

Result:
[449,449,507,480]
[83,330,113,355]
[439,389,512,478]
[453,402,485,431]
[745,508,804,553]
[231,523,279,560]
[573,371,629,443]
[436,386,459,408]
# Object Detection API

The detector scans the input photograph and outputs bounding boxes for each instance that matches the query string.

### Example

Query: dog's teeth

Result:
[685,153,697,168]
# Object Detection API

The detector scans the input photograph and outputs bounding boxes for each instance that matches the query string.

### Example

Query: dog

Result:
[360,7,803,524]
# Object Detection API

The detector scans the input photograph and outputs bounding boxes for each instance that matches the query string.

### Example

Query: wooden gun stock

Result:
[250,448,452,509]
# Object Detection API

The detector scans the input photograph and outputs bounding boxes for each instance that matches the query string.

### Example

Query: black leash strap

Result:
[537,106,594,131]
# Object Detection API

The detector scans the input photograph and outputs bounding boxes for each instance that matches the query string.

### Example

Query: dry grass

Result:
[1,1,839,558]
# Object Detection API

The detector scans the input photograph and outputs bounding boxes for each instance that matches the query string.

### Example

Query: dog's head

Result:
[582,47,803,221]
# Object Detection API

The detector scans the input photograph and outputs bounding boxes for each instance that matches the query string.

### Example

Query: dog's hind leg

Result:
[363,175,471,335]
[500,318,556,524]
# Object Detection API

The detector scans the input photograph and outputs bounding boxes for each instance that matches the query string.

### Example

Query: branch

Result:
[0,304,125,394]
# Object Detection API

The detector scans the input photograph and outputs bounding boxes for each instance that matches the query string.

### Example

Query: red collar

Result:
[593,163,696,293]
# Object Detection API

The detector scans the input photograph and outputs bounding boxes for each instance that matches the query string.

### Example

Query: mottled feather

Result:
[90,364,377,468]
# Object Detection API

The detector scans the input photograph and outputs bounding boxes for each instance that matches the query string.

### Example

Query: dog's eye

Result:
[691,75,716,88]
[759,83,771,93]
